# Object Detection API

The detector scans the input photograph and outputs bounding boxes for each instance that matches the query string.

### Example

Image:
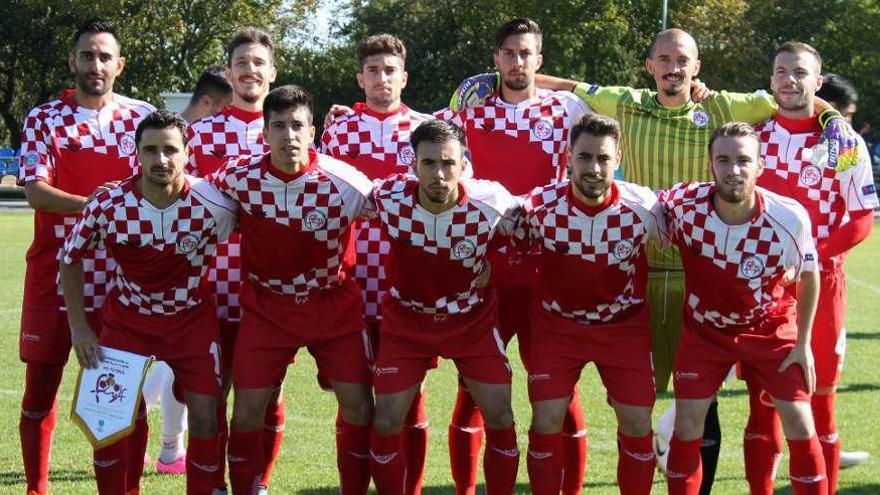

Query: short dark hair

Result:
[410,120,466,155]
[226,27,274,66]
[775,41,822,71]
[73,18,118,47]
[816,73,859,107]
[569,114,621,149]
[190,65,232,106]
[495,18,542,53]
[135,109,188,147]
[356,34,406,67]
[263,85,314,124]
[708,122,761,156]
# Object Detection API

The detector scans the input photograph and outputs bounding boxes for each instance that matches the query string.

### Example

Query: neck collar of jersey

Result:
[644,91,694,115]
[568,180,619,215]
[263,148,318,182]
[226,105,264,124]
[61,89,118,112]
[774,112,821,134]
[709,184,766,224]
[354,102,409,119]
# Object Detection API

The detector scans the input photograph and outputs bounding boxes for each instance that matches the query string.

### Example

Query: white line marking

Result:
[847,275,880,294]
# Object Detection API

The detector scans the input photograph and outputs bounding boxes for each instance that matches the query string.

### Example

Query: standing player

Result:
[17,18,154,495]
[368,119,521,495]
[216,85,375,495]
[186,27,284,493]
[181,65,234,124]
[320,34,431,494]
[746,43,878,495]
[59,109,237,495]
[663,122,827,495]
[519,114,664,494]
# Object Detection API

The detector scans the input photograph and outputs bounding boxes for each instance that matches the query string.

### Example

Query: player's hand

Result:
[324,104,354,128]
[86,181,118,204]
[779,343,815,394]
[450,72,500,112]
[475,261,492,289]
[779,266,798,287]
[71,325,103,369]
[690,78,713,102]
[818,109,859,171]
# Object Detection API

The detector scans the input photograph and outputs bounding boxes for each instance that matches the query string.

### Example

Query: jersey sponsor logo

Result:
[398,144,415,166]
[176,233,200,254]
[531,118,554,140]
[674,371,699,380]
[799,164,822,186]
[119,133,136,156]
[739,255,764,279]
[863,184,877,196]
[374,366,399,376]
[452,239,477,259]
[613,239,635,260]
[691,109,709,127]
[303,209,327,231]
[23,152,39,169]
[528,373,550,383]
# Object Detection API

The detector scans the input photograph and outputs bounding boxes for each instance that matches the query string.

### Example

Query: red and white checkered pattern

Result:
[215,151,372,297]
[521,181,665,324]
[63,176,236,316]
[663,182,817,329]
[374,175,520,315]
[187,107,267,321]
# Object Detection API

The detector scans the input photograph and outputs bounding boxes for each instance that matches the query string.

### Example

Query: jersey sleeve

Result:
[557,90,593,126]
[645,190,670,247]
[714,90,777,124]
[18,107,55,186]
[788,204,819,276]
[62,197,108,265]
[839,135,879,211]
[572,83,633,119]
[493,186,523,238]
[320,123,339,156]
[434,107,464,128]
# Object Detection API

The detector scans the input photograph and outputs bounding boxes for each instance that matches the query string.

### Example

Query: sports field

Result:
[0,210,877,494]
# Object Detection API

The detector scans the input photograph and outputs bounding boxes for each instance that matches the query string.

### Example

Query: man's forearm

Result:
[25,181,88,214]
[794,270,820,347]
[817,209,874,260]
[535,74,579,92]
[59,261,89,328]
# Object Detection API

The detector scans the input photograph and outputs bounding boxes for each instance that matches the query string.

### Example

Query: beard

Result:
[502,75,531,91]
[574,174,610,200]
[775,94,810,113]
[75,72,110,97]
[715,180,753,204]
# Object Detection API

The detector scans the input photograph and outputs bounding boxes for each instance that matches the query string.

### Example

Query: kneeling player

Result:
[60,110,237,495]
[368,120,521,495]
[520,114,664,494]
[663,122,827,495]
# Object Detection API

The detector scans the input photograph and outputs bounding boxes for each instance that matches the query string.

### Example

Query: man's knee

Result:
[483,406,514,430]
[231,389,272,430]
[374,412,405,436]
[617,407,653,438]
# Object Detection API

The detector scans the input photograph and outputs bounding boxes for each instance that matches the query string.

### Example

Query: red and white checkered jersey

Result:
[18,92,155,312]
[663,182,817,332]
[373,175,521,315]
[435,89,591,195]
[62,175,236,316]
[321,103,432,321]
[214,149,372,297]
[520,180,665,325]
[186,106,267,322]
[756,114,878,270]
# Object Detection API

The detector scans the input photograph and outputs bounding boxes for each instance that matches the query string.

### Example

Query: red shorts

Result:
[20,306,103,365]
[99,299,222,397]
[813,270,846,388]
[489,250,538,365]
[374,291,511,394]
[528,305,655,406]
[233,279,371,389]
[673,318,810,402]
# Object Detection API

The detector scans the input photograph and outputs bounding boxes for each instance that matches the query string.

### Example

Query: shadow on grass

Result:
[847,331,880,340]
[0,468,94,486]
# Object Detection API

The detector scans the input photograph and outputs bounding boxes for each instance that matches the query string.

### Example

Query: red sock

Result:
[125,401,149,493]
[561,391,587,495]
[94,438,129,494]
[216,400,229,490]
[449,385,483,495]
[484,427,519,495]
[228,428,263,495]
[187,435,220,495]
[744,388,783,495]
[788,437,828,495]
[259,396,285,487]
[404,391,429,495]
[812,393,838,495]
[20,361,64,494]
[618,432,656,495]
[370,428,405,495]
[336,415,370,495]
[527,431,563,495]
[666,436,702,495]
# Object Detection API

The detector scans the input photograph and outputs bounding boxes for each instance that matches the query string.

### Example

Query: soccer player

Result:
[368,119,521,495]
[181,65,233,124]
[216,85,375,495]
[186,27,283,493]
[16,18,154,495]
[519,114,665,494]
[745,43,878,495]
[663,122,826,495]
[59,109,237,495]
[320,34,432,494]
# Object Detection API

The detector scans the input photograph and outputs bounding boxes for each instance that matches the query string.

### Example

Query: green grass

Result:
[0,210,878,494]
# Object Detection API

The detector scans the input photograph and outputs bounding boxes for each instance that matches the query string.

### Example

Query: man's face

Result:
[228,42,277,104]
[357,54,407,108]
[569,133,619,203]
[413,140,465,206]
[709,135,763,204]
[264,106,315,168]
[645,34,700,99]
[771,50,823,113]
[69,32,125,97]
[206,92,233,116]
[138,127,187,188]
[835,102,857,123]
[494,33,542,92]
